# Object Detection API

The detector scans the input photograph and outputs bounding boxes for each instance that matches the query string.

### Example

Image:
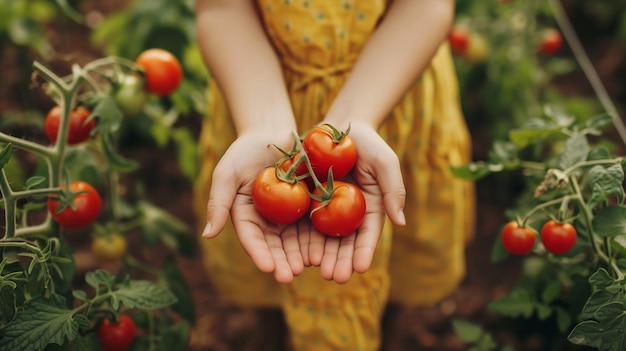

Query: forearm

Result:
[195,0,296,134]
[324,0,455,129]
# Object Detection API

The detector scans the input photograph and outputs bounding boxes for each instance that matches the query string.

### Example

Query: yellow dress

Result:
[193,1,475,350]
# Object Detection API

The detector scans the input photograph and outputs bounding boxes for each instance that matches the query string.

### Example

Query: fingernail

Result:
[202,222,212,237]
[397,210,406,226]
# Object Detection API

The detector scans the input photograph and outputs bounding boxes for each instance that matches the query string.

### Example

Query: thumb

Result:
[202,167,237,238]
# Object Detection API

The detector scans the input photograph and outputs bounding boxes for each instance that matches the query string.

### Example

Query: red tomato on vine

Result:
[448,26,470,55]
[309,181,366,237]
[538,29,563,55]
[540,220,576,255]
[501,221,536,255]
[302,124,357,183]
[48,181,102,229]
[97,315,137,351]
[252,167,311,225]
[135,48,183,96]
[44,105,95,145]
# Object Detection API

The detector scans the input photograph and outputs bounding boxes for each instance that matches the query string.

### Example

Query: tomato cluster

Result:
[500,219,577,256]
[252,124,366,237]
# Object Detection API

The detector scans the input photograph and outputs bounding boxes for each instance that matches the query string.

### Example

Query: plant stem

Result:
[522,195,577,225]
[548,0,626,146]
[563,157,623,176]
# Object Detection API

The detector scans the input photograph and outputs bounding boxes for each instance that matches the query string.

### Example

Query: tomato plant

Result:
[114,74,148,117]
[538,28,563,55]
[500,221,536,255]
[97,315,137,351]
[135,48,183,96]
[92,233,128,262]
[252,166,311,225]
[302,124,357,183]
[48,181,102,230]
[540,220,576,255]
[309,180,366,237]
[44,105,95,145]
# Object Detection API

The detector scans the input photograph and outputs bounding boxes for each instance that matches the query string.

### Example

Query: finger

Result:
[234,220,277,274]
[281,224,304,276]
[297,221,312,267]
[308,230,327,266]
[202,165,238,238]
[265,230,295,283]
[353,211,385,274]
[333,234,356,284]
[375,152,407,227]
[320,238,339,280]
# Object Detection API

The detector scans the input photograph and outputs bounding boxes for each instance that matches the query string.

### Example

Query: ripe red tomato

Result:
[135,48,183,96]
[252,167,311,225]
[501,221,536,255]
[538,29,563,55]
[97,315,137,351]
[448,26,470,55]
[540,220,576,255]
[48,181,102,229]
[44,106,95,145]
[309,181,366,237]
[302,125,357,183]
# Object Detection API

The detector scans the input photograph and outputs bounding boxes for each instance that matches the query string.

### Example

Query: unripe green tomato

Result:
[114,74,148,117]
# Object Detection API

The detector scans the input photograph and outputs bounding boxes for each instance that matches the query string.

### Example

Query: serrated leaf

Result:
[581,290,616,320]
[568,320,603,347]
[556,134,589,169]
[592,206,626,238]
[0,294,85,351]
[594,302,625,325]
[588,268,617,288]
[112,280,177,310]
[587,164,625,208]
[85,269,114,290]
[585,113,613,135]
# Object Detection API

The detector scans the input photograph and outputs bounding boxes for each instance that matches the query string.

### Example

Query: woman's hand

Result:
[201,131,305,284]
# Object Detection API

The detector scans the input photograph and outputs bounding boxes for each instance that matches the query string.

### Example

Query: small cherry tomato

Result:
[538,28,563,55]
[465,32,490,63]
[540,220,576,255]
[92,234,128,261]
[114,74,148,117]
[448,26,470,55]
[252,167,311,225]
[501,221,536,255]
[44,106,95,145]
[302,124,357,183]
[310,181,366,237]
[135,48,183,96]
[97,315,137,351]
[48,181,102,229]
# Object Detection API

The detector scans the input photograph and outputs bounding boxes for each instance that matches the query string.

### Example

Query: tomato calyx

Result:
[49,181,91,214]
[307,123,351,145]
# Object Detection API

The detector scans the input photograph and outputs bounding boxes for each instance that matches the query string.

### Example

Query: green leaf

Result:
[568,320,603,348]
[541,281,562,303]
[0,286,17,325]
[171,128,198,183]
[556,308,572,333]
[585,113,613,135]
[111,280,177,311]
[85,269,114,290]
[0,294,89,351]
[593,206,626,238]
[587,163,625,208]
[593,302,624,325]
[556,134,589,169]
[509,125,562,148]
[100,130,139,172]
[588,268,617,288]
[452,319,485,343]
[487,289,535,318]
[138,201,195,258]
[155,320,191,351]
[581,291,617,320]
[0,143,14,170]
